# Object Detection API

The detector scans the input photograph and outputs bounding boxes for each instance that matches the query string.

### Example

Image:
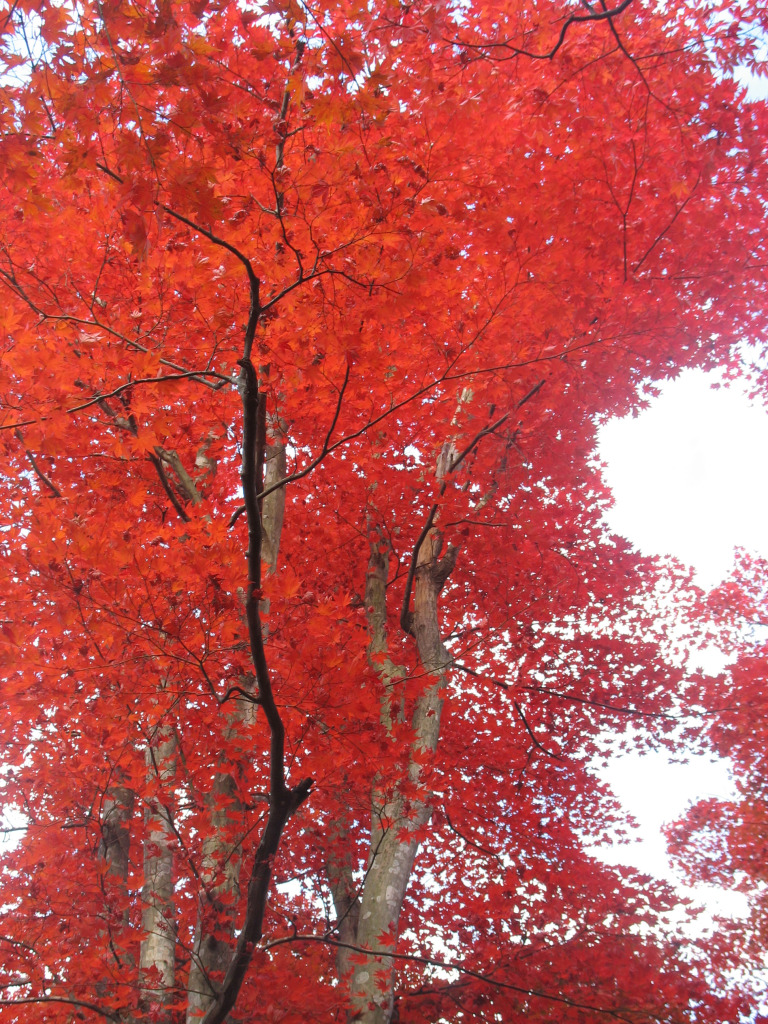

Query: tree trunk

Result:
[186,426,287,1021]
[97,779,136,1003]
[348,528,456,1023]
[139,722,177,1021]
[100,782,135,887]
[261,424,287,575]
[326,808,362,985]
[186,771,246,1022]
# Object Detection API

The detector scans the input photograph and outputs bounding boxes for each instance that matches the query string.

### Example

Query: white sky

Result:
[597,367,768,908]
[600,369,768,588]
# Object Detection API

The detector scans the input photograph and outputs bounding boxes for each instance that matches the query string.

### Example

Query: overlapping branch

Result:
[446,0,636,61]
[263,934,645,1024]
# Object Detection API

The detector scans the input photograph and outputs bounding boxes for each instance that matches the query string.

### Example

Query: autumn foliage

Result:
[1,0,767,1021]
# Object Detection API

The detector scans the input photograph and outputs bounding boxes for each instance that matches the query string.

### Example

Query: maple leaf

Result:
[0,3,766,1024]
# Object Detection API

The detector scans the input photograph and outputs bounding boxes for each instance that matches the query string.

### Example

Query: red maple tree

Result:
[667,553,768,1008]
[1,1,767,1022]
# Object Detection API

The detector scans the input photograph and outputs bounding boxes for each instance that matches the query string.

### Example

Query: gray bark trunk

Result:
[261,426,287,575]
[186,771,246,1022]
[97,780,135,1000]
[139,724,177,1020]
[346,528,457,1023]
[326,809,362,984]
[100,782,135,906]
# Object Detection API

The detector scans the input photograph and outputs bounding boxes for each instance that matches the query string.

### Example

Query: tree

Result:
[1,0,767,1021]
[667,553,768,1003]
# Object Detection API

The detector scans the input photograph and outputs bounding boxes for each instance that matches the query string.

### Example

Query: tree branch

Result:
[148,453,190,523]
[229,361,350,526]
[262,934,643,1023]
[15,430,61,497]
[514,699,562,760]
[0,263,223,393]
[69,371,235,417]
[95,161,263,362]
[454,662,681,720]
[0,996,120,1021]
[448,380,544,475]
[447,0,636,61]
[399,504,438,634]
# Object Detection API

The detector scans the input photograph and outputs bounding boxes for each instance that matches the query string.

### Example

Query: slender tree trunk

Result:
[140,722,177,1020]
[100,782,135,886]
[326,809,362,985]
[261,425,287,575]
[348,528,456,1023]
[186,772,246,1022]
[97,779,136,1004]
[186,427,287,1022]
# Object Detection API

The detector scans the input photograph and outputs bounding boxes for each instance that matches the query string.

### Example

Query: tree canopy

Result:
[1,1,767,1022]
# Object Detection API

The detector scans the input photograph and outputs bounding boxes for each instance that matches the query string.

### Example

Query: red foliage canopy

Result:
[0,0,767,1021]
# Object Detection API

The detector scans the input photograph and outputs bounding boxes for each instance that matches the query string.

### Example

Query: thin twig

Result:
[0,997,119,1022]
[448,413,510,475]
[454,661,681,720]
[520,683,680,721]
[514,700,562,760]
[16,431,61,497]
[148,453,190,522]
[447,0,636,61]
[262,934,642,1023]
[400,378,545,632]
[69,371,235,416]
[96,161,261,304]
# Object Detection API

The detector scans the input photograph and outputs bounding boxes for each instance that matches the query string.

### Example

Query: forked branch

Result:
[447,0,635,60]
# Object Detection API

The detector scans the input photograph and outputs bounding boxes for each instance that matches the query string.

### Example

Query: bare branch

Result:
[447,0,636,61]
[263,934,644,1023]
[15,430,61,497]
[148,453,190,523]
[514,699,562,760]
[0,996,120,1021]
